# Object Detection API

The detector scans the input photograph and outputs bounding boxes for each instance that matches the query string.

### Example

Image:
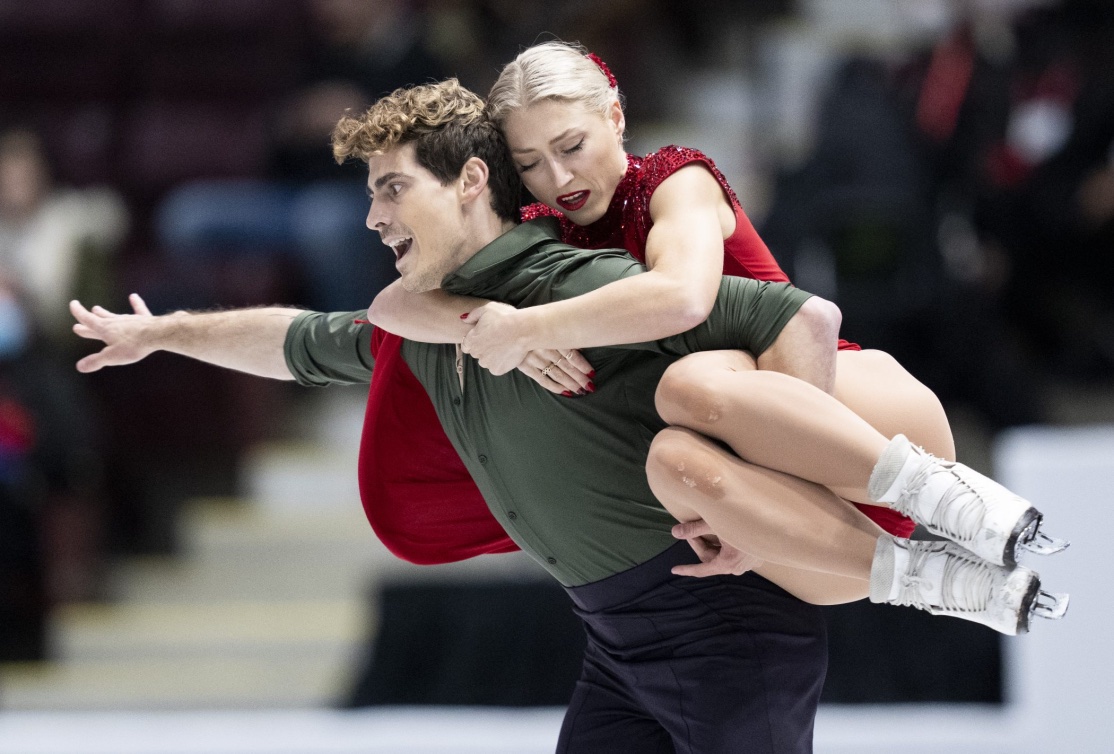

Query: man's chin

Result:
[398,275,436,294]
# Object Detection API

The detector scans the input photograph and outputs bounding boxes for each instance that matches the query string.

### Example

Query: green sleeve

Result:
[284,310,375,387]
[651,276,812,357]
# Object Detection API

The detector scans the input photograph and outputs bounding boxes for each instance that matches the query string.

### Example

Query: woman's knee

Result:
[655,351,756,427]
[646,427,730,515]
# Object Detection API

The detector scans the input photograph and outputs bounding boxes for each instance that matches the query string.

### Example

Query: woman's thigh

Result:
[834,349,956,460]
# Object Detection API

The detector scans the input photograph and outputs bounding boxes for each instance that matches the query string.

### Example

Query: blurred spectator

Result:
[762,53,1048,429]
[156,0,448,311]
[0,128,127,345]
[0,281,105,661]
[901,0,1114,381]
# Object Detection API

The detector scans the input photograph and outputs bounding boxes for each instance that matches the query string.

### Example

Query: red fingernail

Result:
[588,370,596,378]
[561,390,573,397]
[586,381,596,393]
[460,313,469,319]
[577,389,587,396]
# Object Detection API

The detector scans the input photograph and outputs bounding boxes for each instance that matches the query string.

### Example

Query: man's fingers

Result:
[130,293,152,316]
[75,353,105,373]
[72,323,102,340]
[672,519,715,540]
[70,300,98,326]
[672,560,724,578]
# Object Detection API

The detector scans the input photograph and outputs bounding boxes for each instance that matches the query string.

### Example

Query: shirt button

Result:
[478,454,488,464]
[452,397,461,406]
[547,557,557,565]
[507,511,517,520]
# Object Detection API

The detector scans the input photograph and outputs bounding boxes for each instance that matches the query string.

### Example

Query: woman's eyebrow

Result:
[511,128,577,154]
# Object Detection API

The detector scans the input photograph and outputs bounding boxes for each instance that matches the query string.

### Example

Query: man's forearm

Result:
[136,308,301,379]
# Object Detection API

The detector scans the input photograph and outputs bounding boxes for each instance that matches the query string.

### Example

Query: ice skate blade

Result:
[1032,591,1070,621]
[1020,530,1070,557]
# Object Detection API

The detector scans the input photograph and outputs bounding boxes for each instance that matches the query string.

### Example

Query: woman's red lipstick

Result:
[556,190,590,212]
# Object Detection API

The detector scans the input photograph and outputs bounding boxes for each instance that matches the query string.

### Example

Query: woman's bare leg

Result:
[833,349,955,462]
[646,426,880,604]
[654,350,889,501]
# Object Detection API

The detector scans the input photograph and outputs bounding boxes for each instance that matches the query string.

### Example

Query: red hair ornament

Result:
[586,52,618,89]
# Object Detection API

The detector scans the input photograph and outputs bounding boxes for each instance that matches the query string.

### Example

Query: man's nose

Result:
[366,203,387,231]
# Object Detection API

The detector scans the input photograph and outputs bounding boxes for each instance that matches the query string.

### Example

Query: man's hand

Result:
[461,302,594,394]
[670,519,764,577]
[70,293,161,373]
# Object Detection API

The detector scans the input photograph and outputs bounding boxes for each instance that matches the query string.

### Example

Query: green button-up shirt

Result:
[285,218,811,586]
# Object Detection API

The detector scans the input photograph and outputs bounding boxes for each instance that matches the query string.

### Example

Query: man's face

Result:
[366,143,469,293]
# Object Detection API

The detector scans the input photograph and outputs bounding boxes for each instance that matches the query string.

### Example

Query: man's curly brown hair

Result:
[332,79,521,223]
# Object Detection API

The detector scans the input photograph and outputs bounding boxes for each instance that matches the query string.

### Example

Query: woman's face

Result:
[502,98,628,226]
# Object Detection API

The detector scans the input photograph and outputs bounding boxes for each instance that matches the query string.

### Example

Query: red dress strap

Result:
[358,330,519,563]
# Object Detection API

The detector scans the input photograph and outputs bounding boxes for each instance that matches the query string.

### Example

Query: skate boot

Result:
[868,435,1069,568]
[869,536,1070,635]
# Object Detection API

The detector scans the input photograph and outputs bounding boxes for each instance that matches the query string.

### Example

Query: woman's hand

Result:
[516,348,594,395]
[460,302,536,375]
[460,302,593,394]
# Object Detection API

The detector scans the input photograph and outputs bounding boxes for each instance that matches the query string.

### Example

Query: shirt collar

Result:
[441,218,562,294]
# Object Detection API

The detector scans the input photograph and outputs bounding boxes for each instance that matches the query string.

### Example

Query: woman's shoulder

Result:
[638,146,741,210]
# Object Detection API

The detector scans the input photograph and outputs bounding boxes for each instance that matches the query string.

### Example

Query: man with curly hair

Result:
[71,79,830,752]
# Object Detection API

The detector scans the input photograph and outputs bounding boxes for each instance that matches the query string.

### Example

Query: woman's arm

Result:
[367,280,486,343]
[461,165,727,372]
[368,279,594,393]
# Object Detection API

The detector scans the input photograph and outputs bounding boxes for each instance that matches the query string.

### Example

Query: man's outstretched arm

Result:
[70,293,303,380]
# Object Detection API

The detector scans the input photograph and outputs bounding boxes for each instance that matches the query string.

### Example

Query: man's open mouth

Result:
[387,237,413,261]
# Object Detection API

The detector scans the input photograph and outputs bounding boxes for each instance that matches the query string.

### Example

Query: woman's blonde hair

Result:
[486,41,623,125]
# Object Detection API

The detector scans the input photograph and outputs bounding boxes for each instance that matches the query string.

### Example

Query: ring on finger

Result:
[541,364,557,377]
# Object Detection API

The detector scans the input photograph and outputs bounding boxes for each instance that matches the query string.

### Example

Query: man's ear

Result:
[459,157,490,206]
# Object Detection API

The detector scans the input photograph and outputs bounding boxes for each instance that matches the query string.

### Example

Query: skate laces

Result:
[896,544,992,613]
[939,549,993,612]
[894,455,986,545]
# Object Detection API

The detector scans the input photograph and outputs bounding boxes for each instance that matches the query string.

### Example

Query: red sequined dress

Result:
[359,146,912,565]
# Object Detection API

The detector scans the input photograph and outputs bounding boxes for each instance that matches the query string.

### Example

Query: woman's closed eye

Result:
[562,139,585,156]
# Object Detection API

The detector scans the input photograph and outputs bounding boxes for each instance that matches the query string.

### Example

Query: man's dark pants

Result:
[558,542,828,753]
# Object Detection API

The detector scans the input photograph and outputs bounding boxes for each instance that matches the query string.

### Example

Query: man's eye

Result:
[389,183,403,196]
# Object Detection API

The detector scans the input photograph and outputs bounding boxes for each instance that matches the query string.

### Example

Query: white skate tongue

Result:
[868,434,916,504]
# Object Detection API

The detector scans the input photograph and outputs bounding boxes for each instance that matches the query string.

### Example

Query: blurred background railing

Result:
[0,0,1111,751]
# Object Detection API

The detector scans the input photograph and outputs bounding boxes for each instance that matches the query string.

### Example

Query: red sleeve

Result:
[639,145,743,214]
